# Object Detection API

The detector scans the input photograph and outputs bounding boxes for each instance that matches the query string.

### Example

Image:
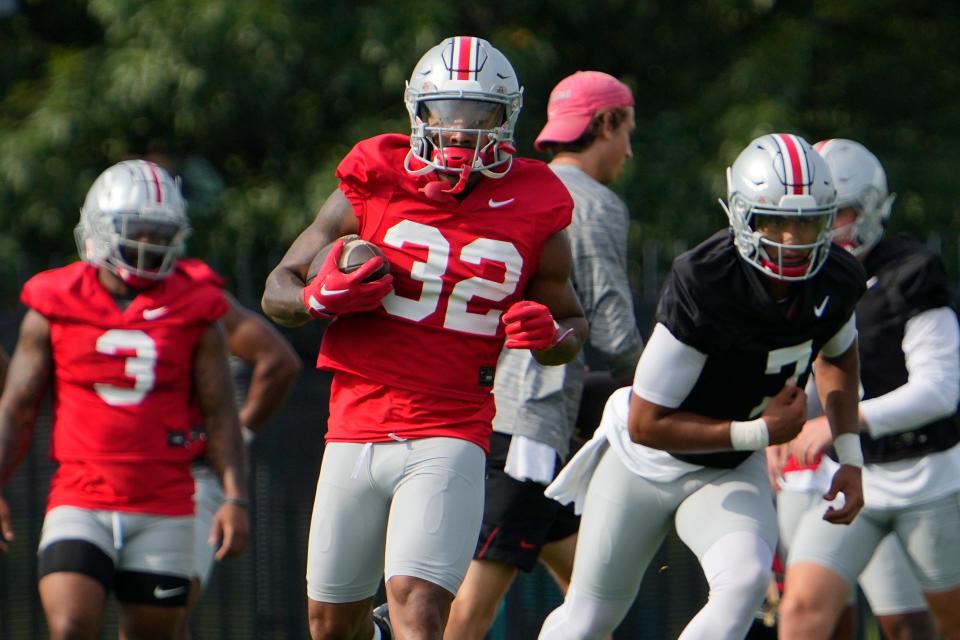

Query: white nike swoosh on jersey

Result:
[142,306,168,320]
[488,198,515,208]
[153,585,187,599]
[866,276,879,289]
[319,284,349,296]
[813,295,830,318]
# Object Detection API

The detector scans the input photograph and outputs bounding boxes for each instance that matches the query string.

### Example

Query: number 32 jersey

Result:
[318,134,573,445]
[21,261,227,515]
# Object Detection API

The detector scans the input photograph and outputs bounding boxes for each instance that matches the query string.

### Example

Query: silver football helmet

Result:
[722,133,837,281]
[404,36,523,189]
[75,160,191,284]
[814,139,894,257]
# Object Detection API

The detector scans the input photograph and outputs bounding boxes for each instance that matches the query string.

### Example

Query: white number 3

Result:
[94,329,158,406]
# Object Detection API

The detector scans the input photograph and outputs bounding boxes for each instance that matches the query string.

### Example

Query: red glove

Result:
[302,239,393,318]
[502,300,569,350]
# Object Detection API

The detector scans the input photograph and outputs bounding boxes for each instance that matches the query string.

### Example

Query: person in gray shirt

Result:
[445,70,644,640]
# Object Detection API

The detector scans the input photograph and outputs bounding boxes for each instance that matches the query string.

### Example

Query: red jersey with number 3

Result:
[21,261,227,515]
[317,134,573,448]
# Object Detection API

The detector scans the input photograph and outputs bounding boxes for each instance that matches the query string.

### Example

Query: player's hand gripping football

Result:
[502,300,572,351]
[210,499,250,561]
[762,382,808,445]
[301,238,393,318]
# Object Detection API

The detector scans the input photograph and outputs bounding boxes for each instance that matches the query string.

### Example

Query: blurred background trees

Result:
[1,0,959,305]
[1,3,957,637]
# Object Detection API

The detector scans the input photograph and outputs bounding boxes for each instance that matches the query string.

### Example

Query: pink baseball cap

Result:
[535,71,634,151]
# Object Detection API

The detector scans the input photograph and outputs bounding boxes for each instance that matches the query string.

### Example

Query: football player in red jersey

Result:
[538,134,866,640]
[0,160,249,640]
[262,36,587,640]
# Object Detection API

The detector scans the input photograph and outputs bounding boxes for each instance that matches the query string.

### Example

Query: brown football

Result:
[307,234,389,283]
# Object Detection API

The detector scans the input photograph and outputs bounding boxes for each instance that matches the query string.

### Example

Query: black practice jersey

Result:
[856,235,960,463]
[658,230,866,468]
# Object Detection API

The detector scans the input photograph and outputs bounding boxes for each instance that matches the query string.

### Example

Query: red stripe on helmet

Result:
[456,36,473,81]
[813,139,834,154]
[144,161,164,203]
[776,133,806,195]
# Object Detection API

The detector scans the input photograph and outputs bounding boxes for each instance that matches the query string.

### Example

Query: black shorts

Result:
[474,432,579,572]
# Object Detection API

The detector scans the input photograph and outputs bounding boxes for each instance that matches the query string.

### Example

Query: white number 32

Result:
[380,220,523,336]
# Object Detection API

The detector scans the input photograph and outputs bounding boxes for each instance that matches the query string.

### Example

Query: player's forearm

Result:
[205,415,248,500]
[0,409,37,486]
[629,410,734,452]
[531,317,588,366]
[0,316,51,486]
[815,346,861,437]
[628,392,735,451]
[262,269,311,327]
[239,356,300,432]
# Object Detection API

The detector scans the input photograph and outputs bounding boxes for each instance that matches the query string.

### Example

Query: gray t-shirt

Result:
[492,163,644,459]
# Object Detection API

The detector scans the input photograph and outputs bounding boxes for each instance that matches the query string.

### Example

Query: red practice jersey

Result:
[319,134,573,449]
[21,261,228,515]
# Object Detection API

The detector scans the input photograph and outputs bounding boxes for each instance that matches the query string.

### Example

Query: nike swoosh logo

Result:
[488,198,515,208]
[519,539,537,550]
[319,284,348,296]
[813,296,830,318]
[142,306,168,320]
[866,276,879,289]
[153,585,187,599]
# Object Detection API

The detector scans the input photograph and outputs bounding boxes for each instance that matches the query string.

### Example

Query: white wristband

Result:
[241,426,256,446]
[730,418,769,451]
[833,433,864,468]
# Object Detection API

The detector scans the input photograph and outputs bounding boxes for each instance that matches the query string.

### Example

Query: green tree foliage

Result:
[1,1,959,301]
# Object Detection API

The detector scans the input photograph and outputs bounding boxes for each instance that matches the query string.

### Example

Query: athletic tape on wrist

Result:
[833,432,864,468]
[730,417,770,451]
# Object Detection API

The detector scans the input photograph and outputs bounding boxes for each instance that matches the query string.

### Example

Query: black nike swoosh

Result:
[496,73,512,79]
